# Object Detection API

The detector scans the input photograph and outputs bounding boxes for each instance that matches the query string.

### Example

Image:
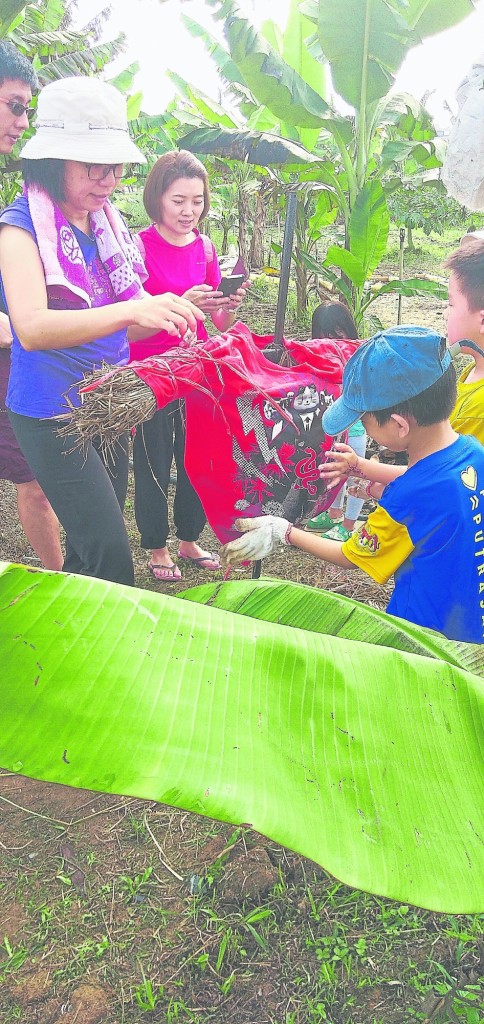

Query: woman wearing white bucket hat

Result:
[0,76,202,586]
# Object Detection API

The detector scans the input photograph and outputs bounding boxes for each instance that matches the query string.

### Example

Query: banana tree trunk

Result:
[238,187,251,269]
[295,258,308,318]
[249,191,266,271]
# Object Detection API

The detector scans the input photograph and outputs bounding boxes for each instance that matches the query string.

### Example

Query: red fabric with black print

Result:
[85,323,360,543]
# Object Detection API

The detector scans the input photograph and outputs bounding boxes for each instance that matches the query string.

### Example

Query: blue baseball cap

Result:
[322,325,452,436]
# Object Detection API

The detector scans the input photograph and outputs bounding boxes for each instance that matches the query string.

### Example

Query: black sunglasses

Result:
[0,97,35,119]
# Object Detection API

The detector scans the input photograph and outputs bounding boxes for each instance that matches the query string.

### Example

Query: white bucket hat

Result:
[20,76,146,164]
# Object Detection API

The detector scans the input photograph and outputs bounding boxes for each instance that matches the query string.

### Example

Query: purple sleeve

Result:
[0,196,37,241]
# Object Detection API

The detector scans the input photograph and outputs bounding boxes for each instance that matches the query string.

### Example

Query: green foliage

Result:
[0,0,127,206]
[0,0,29,37]
[115,187,150,231]
[134,969,164,1011]
[388,182,484,238]
[179,126,317,167]
[10,0,126,85]
[182,0,478,324]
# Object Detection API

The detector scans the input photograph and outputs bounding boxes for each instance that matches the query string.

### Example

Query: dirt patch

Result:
[218,846,280,903]
[9,969,52,1007]
[1,902,27,946]
[51,983,114,1024]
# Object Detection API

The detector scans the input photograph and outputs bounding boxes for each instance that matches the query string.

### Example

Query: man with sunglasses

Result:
[0,41,63,570]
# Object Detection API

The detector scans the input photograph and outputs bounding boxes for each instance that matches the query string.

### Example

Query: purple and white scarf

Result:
[26,184,147,307]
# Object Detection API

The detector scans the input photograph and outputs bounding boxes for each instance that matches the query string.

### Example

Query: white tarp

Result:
[442,55,484,210]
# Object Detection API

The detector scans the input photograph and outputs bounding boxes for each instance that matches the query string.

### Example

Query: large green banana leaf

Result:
[309,0,477,110]
[0,0,27,37]
[179,577,484,675]
[0,562,483,914]
[179,126,318,167]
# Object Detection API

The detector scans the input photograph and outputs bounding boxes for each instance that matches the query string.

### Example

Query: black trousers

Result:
[9,411,134,586]
[132,401,206,550]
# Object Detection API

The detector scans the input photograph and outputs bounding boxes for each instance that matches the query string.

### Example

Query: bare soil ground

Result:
[0,292,482,1024]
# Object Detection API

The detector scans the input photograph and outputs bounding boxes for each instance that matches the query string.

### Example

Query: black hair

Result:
[444,236,484,312]
[0,41,37,91]
[22,158,66,203]
[372,360,457,427]
[311,301,358,340]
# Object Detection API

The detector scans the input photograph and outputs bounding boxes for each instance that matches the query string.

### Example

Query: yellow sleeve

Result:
[450,374,484,445]
[342,506,414,584]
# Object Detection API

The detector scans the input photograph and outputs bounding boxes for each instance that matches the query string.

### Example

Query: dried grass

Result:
[58,366,157,449]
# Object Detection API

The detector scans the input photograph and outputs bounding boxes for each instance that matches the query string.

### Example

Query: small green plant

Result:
[378,902,422,936]
[120,865,153,900]
[216,926,247,971]
[0,937,28,978]
[72,935,110,964]
[201,828,243,888]
[3,1007,23,1022]
[193,952,209,972]
[166,996,198,1022]
[31,901,54,937]
[270,864,287,898]
[219,971,236,996]
[126,813,149,840]
[134,976,164,1012]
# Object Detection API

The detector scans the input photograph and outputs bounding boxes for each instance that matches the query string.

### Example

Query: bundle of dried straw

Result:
[56,347,225,454]
[58,365,157,451]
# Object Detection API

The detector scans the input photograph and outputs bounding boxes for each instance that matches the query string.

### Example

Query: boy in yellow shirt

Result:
[446,234,484,443]
[314,234,484,506]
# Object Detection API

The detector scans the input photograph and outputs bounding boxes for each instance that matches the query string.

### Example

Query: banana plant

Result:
[9,0,126,83]
[180,0,478,326]
[164,55,328,280]
[210,181,239,254]
[0,0,127,194]
[1,562,483,914]
[0,0,28,37]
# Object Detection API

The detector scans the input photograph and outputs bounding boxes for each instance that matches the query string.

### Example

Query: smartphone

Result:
[219,274,245,297]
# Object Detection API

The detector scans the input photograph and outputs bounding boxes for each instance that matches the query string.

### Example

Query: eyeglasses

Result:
[85,163,124,182]
[0,97,34,119]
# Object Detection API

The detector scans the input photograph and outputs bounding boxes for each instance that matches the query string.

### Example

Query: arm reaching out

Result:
[0,225,203,350]
[222,516,289,565]
[221,516,355,570]
[319,443,406,490]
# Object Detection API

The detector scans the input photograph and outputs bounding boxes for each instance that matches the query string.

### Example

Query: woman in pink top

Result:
[130,150,248,581]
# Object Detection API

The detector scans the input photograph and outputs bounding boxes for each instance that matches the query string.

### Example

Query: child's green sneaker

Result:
[305,511,342,532]
[323,523,351,542]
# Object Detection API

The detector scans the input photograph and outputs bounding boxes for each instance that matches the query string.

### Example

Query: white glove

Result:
[221,516,290,566]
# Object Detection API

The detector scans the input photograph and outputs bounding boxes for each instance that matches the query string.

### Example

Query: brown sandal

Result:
[147,561,182,582]
[177,551,221,571]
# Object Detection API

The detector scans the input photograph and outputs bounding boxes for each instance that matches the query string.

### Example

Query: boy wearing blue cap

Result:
[222,325,484,644]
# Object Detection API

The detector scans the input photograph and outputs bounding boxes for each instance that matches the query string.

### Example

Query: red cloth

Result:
[83,324,360,543]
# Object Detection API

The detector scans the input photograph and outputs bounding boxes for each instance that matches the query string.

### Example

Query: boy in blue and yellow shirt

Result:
[222,325,484,644]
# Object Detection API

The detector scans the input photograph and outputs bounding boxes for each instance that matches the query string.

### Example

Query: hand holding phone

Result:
[219,274,245,297]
